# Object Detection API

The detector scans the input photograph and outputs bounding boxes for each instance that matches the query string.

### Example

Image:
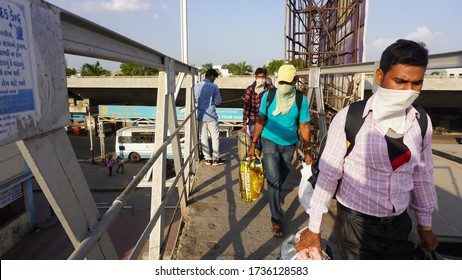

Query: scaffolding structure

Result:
[284,0,367,113]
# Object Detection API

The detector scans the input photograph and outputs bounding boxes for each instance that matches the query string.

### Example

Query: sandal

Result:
[272,224,284,237]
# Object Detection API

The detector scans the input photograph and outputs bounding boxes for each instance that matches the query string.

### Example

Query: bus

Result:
[115,126,184,162]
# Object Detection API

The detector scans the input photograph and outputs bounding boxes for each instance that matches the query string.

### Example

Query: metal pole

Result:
[180,0,188,64]
[88,108,95,164]
[77,93,95,164]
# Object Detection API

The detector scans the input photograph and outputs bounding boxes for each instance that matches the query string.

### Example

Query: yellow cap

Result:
[278,64,297,83]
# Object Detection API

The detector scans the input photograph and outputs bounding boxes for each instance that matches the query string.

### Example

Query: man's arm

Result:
[213,85,222,106]
[194,82,202,104]
[295,107,349,252]
[242,87,251,132]
[411,114,439,251]
[247,115,265,158]
[299,122,313,165]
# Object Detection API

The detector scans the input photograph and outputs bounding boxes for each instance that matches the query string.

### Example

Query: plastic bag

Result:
[239,155,264,202]
[237,130,251,160]
[298,162,313,212]
[278,227,331,260]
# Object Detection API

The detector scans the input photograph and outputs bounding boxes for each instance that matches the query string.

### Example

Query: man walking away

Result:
[195,68,225,166]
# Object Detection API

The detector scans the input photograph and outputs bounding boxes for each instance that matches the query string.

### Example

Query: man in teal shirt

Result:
[248,64,313,237]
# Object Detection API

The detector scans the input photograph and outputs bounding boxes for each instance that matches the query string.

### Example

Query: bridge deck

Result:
[174,136,462,260]
[2,136,461,260]
[174,136,340,260]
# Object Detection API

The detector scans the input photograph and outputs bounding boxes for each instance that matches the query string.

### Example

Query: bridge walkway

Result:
[173,135,462,260]
[2,136,460,260]
[174,136,340,260]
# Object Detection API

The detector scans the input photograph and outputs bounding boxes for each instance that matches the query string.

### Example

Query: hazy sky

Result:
[45,0,462,71]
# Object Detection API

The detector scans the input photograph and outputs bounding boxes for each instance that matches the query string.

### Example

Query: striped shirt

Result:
[307,96,436,233]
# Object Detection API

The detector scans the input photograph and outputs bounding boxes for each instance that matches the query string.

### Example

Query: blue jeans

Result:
[261,138,296,226]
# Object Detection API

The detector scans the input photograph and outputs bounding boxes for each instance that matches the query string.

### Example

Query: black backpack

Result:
[308,99,428,189]
[266,88,304,123]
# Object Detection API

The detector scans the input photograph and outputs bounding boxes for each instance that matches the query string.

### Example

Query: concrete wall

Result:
[69,75,462,91]
[0,143,32,256]
[0,212,32,256]
[67,76,256,90]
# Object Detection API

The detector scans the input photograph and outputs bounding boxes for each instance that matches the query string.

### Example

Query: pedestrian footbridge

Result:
[2,1,462,260]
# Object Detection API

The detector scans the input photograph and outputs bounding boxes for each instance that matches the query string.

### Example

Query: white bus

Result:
[115,126,184,162]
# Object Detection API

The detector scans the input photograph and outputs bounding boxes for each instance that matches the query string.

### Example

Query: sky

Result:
[44,0,462,72]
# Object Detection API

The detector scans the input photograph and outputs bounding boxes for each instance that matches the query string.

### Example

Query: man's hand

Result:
[418,230,439,252]
[305,153,313,165]
[241,124,247,132]
[247,144,256,158]
[294,227,322,253]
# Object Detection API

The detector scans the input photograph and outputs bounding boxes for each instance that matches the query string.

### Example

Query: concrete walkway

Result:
[2,135,460,260]
[174,137,340,260]
[174,136,462,260]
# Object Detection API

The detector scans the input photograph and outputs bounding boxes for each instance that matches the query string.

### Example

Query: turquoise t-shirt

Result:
[259,90,310,146]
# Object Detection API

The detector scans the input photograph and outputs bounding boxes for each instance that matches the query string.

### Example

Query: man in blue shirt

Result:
[194,69,225,166]
[248,64,313,237]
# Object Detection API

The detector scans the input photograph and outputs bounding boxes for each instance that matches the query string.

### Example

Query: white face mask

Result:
[278,84,295,95]
[254,78,266,94]
[372,86,420,134]
[272,84,296,116]
[256,78,266,85]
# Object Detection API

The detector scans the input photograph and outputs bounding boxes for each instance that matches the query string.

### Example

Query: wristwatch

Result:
[303,147,311,154]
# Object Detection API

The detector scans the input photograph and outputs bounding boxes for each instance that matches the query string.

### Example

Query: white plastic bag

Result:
[298,162,313,212]
[278,227,331,260]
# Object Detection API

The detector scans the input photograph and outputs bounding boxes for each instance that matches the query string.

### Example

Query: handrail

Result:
[33,1,462,260]
[128,144,199,259]
[297,51,462,76]
[44,2,201,260]
[69,108,198,260]
[59,8,191,73]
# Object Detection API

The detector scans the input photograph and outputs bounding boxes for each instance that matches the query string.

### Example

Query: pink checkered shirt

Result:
[307,96,436,233]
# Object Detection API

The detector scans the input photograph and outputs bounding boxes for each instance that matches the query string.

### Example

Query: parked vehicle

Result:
[115,126,184,162]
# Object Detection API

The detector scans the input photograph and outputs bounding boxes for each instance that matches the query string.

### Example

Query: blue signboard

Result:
[99,105,243,123]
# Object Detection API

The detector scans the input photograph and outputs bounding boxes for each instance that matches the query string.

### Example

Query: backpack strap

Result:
[343,101,427,155]
[295,90,303,124]
[266,88,303,123]
[414,105,428,143]
[345,100,367,157]
[266,88,277,117]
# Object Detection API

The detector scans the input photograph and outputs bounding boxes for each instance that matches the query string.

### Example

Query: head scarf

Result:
[272,84,296,116]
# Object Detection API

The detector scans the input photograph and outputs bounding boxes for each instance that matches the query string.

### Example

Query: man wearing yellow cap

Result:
[247,64,313,237]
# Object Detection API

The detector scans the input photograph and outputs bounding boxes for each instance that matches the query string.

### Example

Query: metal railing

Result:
[298,51,462,142]
[51,3,200,259]
[18,1,462,260]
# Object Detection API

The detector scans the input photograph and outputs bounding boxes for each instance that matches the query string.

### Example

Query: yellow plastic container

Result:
[239,156,264,202]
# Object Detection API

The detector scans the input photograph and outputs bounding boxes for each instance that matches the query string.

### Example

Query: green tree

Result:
[80,61,111,76]
[119,63,159,76]
[199,63,221,76]
[265,59,285,75]
[227,61,253,75]
[66,67,77,76]
[293,58,306,69]
[199,63,213,75]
